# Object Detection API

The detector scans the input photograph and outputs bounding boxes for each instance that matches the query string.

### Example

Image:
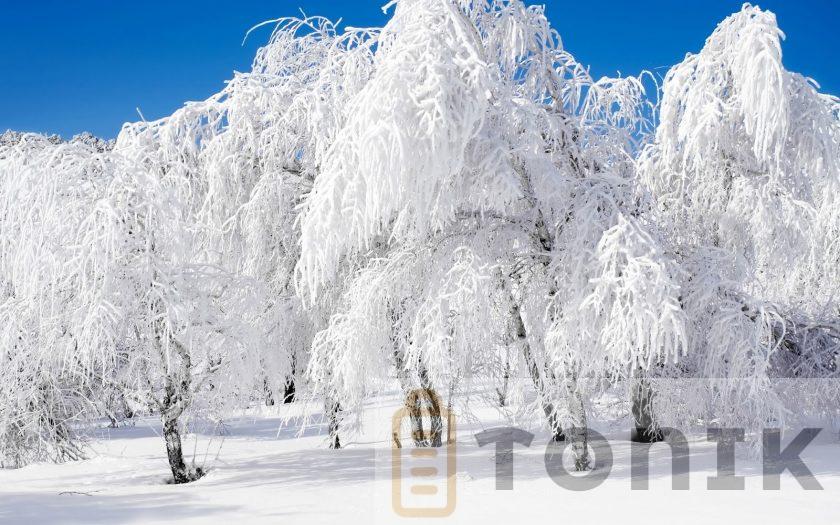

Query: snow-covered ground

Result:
[2,392,839,524]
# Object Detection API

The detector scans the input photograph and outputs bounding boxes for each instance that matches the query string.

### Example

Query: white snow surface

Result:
[1,391,839,524]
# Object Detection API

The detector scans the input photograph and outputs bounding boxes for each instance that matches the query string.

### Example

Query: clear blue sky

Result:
[1,1,837,139]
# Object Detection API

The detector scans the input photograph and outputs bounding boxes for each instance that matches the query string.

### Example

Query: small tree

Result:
[67,121,262,482]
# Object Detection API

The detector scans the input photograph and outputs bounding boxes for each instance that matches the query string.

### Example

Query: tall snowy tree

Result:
[78,129,264,482]
[0,16,377,468]
[639,4,840,435]
[298,0,687,468]
[192,16,378,447]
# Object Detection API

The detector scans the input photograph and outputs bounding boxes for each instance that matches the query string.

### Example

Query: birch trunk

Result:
[156,319,201,483]
[162,415,191,483]
[326,398,341,449]
[564,376,590,471]
[418,365,443,448]
[631,375,663,443]
[512,303,565,442]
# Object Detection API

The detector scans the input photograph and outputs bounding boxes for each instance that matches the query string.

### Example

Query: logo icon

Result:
[391,389,456,518]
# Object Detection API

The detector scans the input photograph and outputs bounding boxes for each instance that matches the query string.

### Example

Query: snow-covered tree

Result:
[1,15,378,468]
[298,0,687,468]
[196,16,377,426]
[639,4,840,436]
[0,125,265,480]
[0,134,111,466]
[81,127,265,482]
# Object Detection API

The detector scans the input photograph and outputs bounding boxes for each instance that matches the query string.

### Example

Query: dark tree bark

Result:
[263,378,275,406]
[160,388,202,483]
[327,399,341,449]
[496,356,511,407]
[564,376,590,471]
[513,303,565,442]
[393,348,428,447]
[283,356,296,404]
[157,333,202,483]
[387,299,446,448]
[408,393,427,447]
[631,375,663,443]
[283,379,296,404]
[163,417,191,484]
[122,394,135,420]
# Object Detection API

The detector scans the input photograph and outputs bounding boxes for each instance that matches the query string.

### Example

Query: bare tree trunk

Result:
[513,303,565,442]
[160,379,202,483]
[564,376,589,471]
[393,348,427,447]
[263,377,275,406]
[408,394,427,447]
[283,379,296,404]
[283,355,296,404]
[162,414,192,483]
[156,331,201,483]
[326,398,341,449]
[161,386,200,483]
[105,407,119,429]
[121,392,135,420]
[446,377,456,445]
[496,353,511,407]
[418,365,443,448]
[631,375,663,443]
[101,386,120,428]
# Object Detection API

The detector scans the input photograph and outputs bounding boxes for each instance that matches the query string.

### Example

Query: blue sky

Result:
[1,0,837,139]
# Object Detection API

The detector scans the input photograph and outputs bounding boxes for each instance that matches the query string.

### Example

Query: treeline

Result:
[0,2,838,481]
